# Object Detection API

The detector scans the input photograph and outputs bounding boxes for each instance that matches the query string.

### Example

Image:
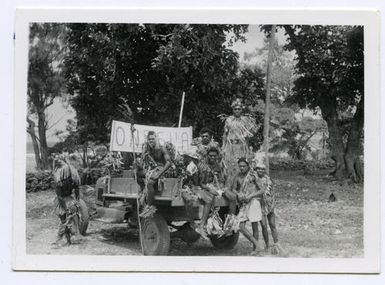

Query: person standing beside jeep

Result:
[233,157,269,254]
[52,154,82,247]
[253,154,281,255]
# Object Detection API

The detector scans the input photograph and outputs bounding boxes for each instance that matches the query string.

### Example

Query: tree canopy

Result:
[63,24,265,144]
[282,25,364,181]
[283,25,363,111]
[27,23,66,170]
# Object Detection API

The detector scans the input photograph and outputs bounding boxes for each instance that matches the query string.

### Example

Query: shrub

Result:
[26,167,123,193]
[26,171,54,193]
[303,159,335,174]
[78,167,122,185]
[78,168,103,185]
[270,157,334,172]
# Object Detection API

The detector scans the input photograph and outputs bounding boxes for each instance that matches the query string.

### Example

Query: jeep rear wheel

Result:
[141,213,170,255]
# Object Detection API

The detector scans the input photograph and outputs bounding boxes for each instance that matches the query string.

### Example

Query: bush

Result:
[78,167,122,185]
[270,157,334,172]
[78,168,103,185]
[303,159,335,174]
[26,171,54,193]
[26,167,123,193]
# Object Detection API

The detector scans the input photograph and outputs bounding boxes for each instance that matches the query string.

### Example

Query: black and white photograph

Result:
[12,8,380,273]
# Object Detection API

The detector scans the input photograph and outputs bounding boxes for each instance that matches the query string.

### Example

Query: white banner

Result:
[109,120,193,153]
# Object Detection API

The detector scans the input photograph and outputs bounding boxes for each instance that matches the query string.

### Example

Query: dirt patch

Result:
[25,170,363,257]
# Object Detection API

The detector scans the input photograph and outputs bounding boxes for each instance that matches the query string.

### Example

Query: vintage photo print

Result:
[13,8,380,272]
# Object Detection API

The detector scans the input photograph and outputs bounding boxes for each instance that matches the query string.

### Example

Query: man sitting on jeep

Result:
[195,146,226,239]
[140,131,172,215]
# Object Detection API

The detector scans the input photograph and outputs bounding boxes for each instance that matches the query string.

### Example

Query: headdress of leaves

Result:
[231,98,244,109]
[53,154,81,185]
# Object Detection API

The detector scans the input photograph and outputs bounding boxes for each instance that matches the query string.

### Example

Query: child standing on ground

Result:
[253,155,281,255]
[232,157,269,254]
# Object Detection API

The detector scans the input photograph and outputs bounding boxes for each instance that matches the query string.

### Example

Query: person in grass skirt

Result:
[221,98,258,187]
[52,154,82,247]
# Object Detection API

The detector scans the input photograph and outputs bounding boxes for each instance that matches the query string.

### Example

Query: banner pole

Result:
[130,124,145,255]
[178,91,186,128]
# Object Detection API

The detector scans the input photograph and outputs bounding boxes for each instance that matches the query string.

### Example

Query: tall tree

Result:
[245,27,299,154]
[64,24,265,143]
[283,25,364,181]
[27,23,66,170]
[262,25,276,174]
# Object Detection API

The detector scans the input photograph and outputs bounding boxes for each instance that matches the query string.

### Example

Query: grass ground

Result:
[25,169,363,257]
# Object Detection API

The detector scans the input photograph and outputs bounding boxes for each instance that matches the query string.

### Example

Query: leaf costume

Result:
[53,159,81,244]
[260,175,275,215]
[221,114,258,182]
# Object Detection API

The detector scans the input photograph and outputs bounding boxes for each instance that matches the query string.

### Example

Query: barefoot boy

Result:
[255,159,281,255]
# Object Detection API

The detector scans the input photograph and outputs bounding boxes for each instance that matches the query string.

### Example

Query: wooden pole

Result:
[130,123,144,255]
[263,25,276,176]
[178,91,186,128]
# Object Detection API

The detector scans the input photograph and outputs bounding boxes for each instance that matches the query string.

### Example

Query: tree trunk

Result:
[37,110,49,170]
[344,97,364,182]
[263,25,276,176]
[320,99,346,179]
[297,130,317,160]
[27,117,42,169]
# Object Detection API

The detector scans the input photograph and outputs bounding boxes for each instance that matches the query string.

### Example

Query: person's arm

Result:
[152,147,171,180]
[55,187,67,211]
[191,172,200,186]
[199,167,218,196]
[246,177,265,201]
[232,178,246,202]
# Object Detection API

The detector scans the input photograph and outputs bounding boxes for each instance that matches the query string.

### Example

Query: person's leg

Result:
[71,213,81,235]
[196,202,211,239]
[53,214,67,244]
[267,211,282,255]
[239,221,260,251]
[181,191,196,227]
[199,191,214,225]
[251,222,259,251]
[223,191,237,215]
[200,200,213,227]
[195,192,214,239]
[146,179,156,205]
[268,211,279,244]
[260,216,269,249]
[186,202,195,227]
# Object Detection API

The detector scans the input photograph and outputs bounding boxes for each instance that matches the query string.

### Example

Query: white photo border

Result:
[13,8,381,273]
